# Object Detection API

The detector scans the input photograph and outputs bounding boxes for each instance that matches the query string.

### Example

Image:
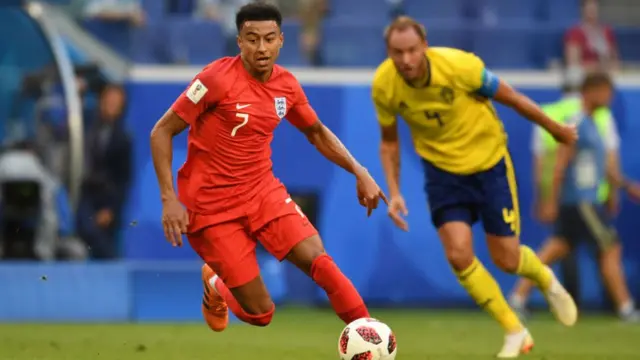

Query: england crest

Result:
[275,97,287,118]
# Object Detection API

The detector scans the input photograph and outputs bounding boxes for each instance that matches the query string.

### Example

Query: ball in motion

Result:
[338,318,397,360]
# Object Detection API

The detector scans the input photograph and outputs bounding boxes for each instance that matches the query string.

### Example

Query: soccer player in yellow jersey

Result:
[372,17,579,358]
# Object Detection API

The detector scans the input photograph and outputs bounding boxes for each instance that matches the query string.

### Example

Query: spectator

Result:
[564,0,620,80]
[197,0,254,56]
[84,0,146,27]
[77,84,132,259]
[0,141,86,261]
[297,0,326,66]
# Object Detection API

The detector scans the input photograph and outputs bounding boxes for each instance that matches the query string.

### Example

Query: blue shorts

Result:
[422,155,520,237]
[553,203,618,250]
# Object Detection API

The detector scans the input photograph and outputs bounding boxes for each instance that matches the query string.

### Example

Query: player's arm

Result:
[530,127,545,202]
[549,145,574,207]
[150,110,188,201]
[602,118,627,189]
[288,106,366,176]
[459,53,574,144]
[287,82,387,214]
[375,99,401,199]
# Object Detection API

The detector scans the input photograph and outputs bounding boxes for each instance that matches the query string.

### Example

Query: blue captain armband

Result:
[476,69,500,98]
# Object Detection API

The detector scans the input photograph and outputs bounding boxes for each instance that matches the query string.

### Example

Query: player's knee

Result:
[445,246,475,272]
[247,305,275,327]
[241,297,275,316]
[287,235,326,275]
[491,247,520,273]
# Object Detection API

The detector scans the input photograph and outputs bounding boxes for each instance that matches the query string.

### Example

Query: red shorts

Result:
[186,186,318,288]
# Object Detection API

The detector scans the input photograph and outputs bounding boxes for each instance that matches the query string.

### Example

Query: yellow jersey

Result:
[372,47,507,175]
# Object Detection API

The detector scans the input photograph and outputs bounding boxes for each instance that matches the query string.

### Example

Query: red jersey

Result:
[564,24,617,67]
[171,56,317,220]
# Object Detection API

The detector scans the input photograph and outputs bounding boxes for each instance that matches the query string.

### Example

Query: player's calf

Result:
[286,236,370,324]
[203,265,275,328]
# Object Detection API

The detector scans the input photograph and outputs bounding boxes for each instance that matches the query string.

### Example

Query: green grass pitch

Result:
[1,308,638,359]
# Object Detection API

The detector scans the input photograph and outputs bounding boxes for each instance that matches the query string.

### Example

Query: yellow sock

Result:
[456,258,523,333]
[516,245,553,291]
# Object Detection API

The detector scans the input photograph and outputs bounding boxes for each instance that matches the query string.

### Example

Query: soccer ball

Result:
[338,318,397,360]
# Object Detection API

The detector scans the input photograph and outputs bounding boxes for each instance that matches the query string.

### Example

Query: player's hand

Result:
[162,196,189,247]
[355,168,389,217]
[624,181,640,203]
[387,195,409,231]
[606,192,620,217]
[538,201,558,224]
[551,124,578,145]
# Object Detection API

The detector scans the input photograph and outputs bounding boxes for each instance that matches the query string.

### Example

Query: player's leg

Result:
[509,236,571,317]
[423,160,526,339]
[482,155,577,328]
[188,220,275,330]
[580,204,639,321]
[255,213,370,324]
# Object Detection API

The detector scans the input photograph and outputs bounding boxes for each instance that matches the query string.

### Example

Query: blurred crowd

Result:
[0,0,636,264]
[0,63,132,261]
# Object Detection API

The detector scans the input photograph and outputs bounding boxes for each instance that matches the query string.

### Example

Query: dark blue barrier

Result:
[122,81,640,310]
[0,257,286,322]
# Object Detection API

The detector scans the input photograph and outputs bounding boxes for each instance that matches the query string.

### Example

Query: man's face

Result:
[387,28,427,82]
[586,84,613,108]
[238,20,283,73]
[100,87,125,122]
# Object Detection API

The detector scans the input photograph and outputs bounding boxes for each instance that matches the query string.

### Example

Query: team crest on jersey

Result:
[275,97,287,118]
[440,87,454,104]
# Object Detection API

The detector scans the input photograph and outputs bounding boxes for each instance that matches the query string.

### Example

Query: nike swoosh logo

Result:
[236,103,251,110]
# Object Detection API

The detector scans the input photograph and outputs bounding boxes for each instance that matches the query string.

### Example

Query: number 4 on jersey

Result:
[232,113,249,136]
[425,111,443,126]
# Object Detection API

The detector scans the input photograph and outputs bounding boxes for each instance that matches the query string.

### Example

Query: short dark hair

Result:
[581,72,613,91]
[384,16,426,45]
[235,2,282,32]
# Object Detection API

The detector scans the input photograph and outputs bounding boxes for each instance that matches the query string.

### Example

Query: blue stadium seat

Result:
[321,20,386,67]
[470,25,537,69]
[616,27,640,62]
[83,19,132,57]
[403,0,468,22]
[543,0,580,25]
[475,0,543,24]
[328,0,389,22]
[279,21,309,66]
[166,17,225,65]
[141,0,166,22]
[130,22,170,64]
[422,23,473,50]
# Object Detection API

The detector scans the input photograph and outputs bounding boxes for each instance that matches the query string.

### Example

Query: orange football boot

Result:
[201,264,228,332]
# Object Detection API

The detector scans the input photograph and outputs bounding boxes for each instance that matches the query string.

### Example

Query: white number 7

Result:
[232,113,249,136]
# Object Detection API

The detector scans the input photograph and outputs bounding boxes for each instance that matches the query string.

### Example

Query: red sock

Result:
[311,254,370,324]
[213,277,274,326]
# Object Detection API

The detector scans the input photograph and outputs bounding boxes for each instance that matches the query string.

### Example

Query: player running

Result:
[372,16,578,358]
[509,73,640,322]
[150,3,387,333]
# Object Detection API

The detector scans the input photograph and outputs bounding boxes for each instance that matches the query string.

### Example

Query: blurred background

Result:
[1,0,640,341]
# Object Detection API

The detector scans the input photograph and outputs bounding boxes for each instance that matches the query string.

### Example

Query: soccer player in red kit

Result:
[150,3,387,332]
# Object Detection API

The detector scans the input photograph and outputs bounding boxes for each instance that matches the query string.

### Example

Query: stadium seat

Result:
[403,0,468,23]
[82,19,132,57]
[130,22,170,64]
[321,20,386,67]
[279,21,310,66]
[542,0,580,25]
[475,0,544,24]
[421,23,473,51]
[165,17,225,65]
[470,24,537,69]
[141,0,167,22]
[616,27,640,62]
[328,0,389,22]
